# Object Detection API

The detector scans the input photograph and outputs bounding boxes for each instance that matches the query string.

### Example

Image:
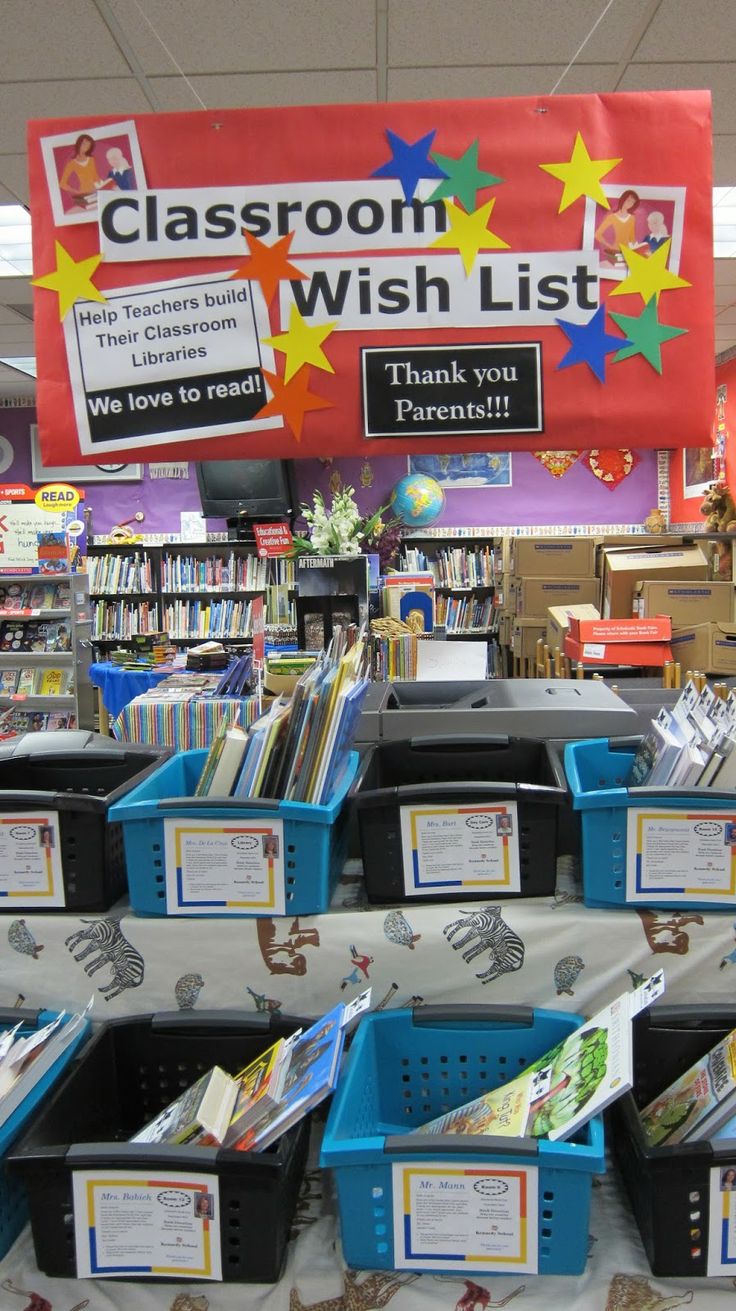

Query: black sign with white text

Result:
[361,343,543,438]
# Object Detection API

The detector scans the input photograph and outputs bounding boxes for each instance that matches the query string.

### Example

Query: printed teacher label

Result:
[392,1163,538,1272]
[164,817,285,915]
[707,1166,736,1273]
[626,810,736,903]
[72,1169,221,1280]
[0,811,64,906]
[399,802,520,897]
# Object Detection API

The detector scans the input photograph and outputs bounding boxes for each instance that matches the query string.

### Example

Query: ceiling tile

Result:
[0,178,23,206]
[714,137,736,187]
[0,305,33,327]
[0,157,29,207]
[388,63,608,102]
[714,259,736,286]
[634,0,736,62]
[0,80,152,156]
[109,0,376,74]
[388,0,645,67]
[3,0,130,79]
[151,69,377,112]
[715,307,736,325]
[616,64,733,135]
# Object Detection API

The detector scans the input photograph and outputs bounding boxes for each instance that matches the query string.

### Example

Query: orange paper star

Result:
[256,367,333,442]
[231,231,306,304]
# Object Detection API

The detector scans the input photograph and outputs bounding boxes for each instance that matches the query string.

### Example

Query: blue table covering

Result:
[89,661,174,718]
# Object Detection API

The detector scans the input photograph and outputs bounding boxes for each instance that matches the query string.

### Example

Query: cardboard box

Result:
[564,634,673,667]
[546,603,600,653]
[601,546,709,619]
[634,579,734,625]
[509,537,596,578]
[498,613,513,648]
[514,576,600,617]
[671,623,736,675]
[594,535,689,577]
[568,615,672,644]
[512,618,546,661]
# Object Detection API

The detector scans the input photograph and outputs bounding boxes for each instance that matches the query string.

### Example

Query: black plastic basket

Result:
[0,730,170,911]
[352,735,568,903]
[612,1003,736,1277]
[7,1010,309,1283]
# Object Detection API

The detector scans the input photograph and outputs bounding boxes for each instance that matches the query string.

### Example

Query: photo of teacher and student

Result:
[41,119,146,227]
[585,186,684,278]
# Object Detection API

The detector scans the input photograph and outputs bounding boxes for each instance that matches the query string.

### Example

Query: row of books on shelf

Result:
[160,552,270,593]
[0,621,71,653]
[435,594,495,632]
[0,582,70,613]
[371,632,423,681]
[0,667,72,696]
[402,546,496,588]
[162,598,254,640]
[195,631,369,805]
[88,552,153,595]
[92,601,160,640]
[631,678,736,788]
[0,709,77,736]
[131,994,370,1154]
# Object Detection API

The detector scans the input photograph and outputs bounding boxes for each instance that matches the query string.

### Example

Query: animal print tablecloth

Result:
[4,859,736,1303]
[2,860,736,1021]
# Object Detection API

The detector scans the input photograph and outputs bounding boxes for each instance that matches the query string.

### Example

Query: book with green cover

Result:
[640,1026,736,1146]
[415,972,665,1143]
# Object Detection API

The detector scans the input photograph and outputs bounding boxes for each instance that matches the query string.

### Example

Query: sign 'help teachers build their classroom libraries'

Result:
[27,92,713,464]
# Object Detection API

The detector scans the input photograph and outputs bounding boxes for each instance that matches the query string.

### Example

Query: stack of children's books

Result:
[412,973,664,1143]
[629,679,736,789]
[195,631,370,805]
[639,1023,736,1147]
[0,1003,91,1130]
[130,993,370,1152]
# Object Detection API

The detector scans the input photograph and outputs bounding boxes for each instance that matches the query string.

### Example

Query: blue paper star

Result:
[371,129,446,203]
[555,305,630,383]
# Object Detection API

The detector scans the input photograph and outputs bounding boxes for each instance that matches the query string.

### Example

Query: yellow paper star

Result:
[32,241,106,320]
[263,305,338,382]
[608,239,691,305]
[431,198,509,275]
[539,132,622,213]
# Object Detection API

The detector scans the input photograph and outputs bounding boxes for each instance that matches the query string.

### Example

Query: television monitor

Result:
[196,460,297,525]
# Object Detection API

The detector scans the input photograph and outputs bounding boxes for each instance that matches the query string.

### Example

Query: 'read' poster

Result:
[27,93,714,464]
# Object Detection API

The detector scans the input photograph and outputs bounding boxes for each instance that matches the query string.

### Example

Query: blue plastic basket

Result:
[565,737,736,910]
[0,1007,90,1259]
[321,1005,605,1276]
[109,749,359,916]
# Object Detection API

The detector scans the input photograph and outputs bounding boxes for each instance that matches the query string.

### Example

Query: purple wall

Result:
[0,409,659,534]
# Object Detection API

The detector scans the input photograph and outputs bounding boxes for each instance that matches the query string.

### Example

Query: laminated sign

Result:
[27,92,713,464]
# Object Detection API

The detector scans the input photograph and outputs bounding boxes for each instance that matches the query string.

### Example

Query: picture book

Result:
[0,669,18,695]
[0,1002,91,1132]
[416,972,665,1143]
[220,1031,300,1148]
[38,668,71,697]
[206,725,249,796]
[16,668,36,695]
[28,584,57,611]
[640,1026,736,1146]
[230,991,372,1153]
[0,585,25,612]
[43,622,72,653]
[130,1065,239,1146]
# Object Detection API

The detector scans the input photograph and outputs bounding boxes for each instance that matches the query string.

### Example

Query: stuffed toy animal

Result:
[700,481,736,577]
[644,508,666,533]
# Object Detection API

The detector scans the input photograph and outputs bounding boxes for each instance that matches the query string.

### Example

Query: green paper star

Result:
[428,140,503,212]
[609,296,687,374]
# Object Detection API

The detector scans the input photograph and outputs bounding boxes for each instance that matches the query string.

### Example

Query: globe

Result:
[390,474,445,527]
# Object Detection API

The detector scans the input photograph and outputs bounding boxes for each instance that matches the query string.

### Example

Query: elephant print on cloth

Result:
[604,1274,692,1311]
[290,1271,419,1311]
[256,917,320,976]
[443,907,525,984]
[65,917,144,1001]
[637,910,704,956]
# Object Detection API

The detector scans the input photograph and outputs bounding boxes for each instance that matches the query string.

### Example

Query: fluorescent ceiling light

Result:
[0,356,36,377]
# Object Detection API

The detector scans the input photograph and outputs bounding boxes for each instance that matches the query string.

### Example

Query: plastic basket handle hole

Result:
[376,1242,389,1255]
[543,1191,554,1201]
[373,1207,385,1218]
[542,1210,553,1220]
[372,1187,384,1199]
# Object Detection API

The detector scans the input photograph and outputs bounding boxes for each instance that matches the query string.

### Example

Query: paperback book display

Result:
[0,621,71,653]
[0,582,70,613]
[195,632,369,804]
[0,667,72,696]
[130,993,370,1152]
[629,679,736,789]
[0,1003,90,1131]
[415,973,664,1143]
[640,1025,736,1146]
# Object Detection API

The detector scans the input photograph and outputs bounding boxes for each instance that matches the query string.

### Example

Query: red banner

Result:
[27,91,714,463]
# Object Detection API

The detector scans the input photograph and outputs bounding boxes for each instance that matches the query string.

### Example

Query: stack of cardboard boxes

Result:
[508,539,599,672]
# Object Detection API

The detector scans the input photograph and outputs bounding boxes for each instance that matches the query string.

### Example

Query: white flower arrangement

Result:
[293,486,388,557]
